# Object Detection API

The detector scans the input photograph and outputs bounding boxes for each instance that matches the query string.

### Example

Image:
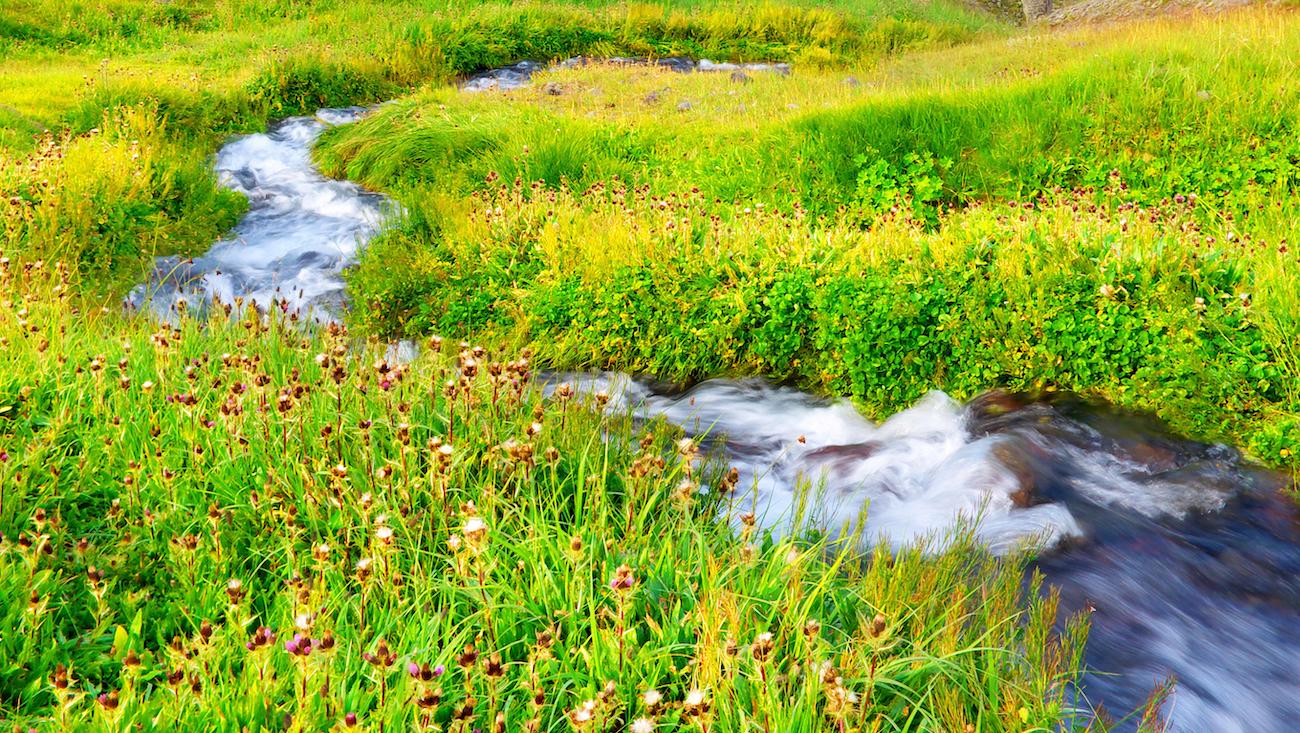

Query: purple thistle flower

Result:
[408,661,421,678]
[433,664,445,677]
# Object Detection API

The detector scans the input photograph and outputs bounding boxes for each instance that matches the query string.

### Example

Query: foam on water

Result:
[128,107,389,321]
[546,373,1300,731]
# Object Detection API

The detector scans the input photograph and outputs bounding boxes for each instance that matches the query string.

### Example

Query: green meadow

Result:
[1,0,1297,730]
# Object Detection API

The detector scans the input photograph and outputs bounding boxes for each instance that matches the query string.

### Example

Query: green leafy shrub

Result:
[246,58,395,117]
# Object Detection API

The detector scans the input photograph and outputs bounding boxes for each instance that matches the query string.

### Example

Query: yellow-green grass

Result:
[317,6,1300,472]
[0,0,1007,292]
[0,259,1090,731]
[0,0,1004,154]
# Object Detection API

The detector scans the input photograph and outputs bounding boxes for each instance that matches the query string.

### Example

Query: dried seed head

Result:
[684,688,710,716]
[462,516,487,545]
[869,612,887,638]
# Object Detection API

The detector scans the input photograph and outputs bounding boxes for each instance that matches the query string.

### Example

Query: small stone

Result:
[644,90,662,105]
[845,76,861,87]
[730,70,752,84]
[1195,89,1212,101]
[543,82,565,96]
[676,100,693,112]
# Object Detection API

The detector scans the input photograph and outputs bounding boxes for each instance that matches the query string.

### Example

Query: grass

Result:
[318,6,1300,473]
[0,0,1001,288]
[1,0,1297,729]
[0,260,1090,730]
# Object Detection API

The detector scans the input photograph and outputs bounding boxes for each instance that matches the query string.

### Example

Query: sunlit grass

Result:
[0,259,1088,731]
[316,6,1300,472]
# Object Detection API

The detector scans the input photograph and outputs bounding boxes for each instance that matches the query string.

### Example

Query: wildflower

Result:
[631,718,655,733]
[568,699,597,727]
[376,525,394,544]
[683,688,710,716]
[869,612,888,638]
[752,631,775,662]
[52,664,69,689]
[313,543,330,561]
[362,640,396,667]
[96,691,119,710]
[484,652,504,677]
[457,645,478,668]
[462,516,487,545]
[642,688,663,712]
[609,564,636,593]
[344,712,358,727]
[284,635,312,656]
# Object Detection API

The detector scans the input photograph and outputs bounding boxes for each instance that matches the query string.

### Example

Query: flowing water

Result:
[130,102,1300,732]
[543,374,1300,732]
[128,107,389,321]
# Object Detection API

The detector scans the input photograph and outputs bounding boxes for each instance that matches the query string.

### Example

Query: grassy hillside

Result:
[317,6,1300,472]
[0,0,1000,290]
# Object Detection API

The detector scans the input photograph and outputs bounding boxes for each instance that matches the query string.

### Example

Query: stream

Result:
[128,103,1300,732]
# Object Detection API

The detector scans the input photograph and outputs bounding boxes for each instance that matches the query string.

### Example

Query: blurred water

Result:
[128,107,389,321]
[546,374,1300,732]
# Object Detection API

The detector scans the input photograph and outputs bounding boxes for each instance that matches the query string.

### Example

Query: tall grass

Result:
[0,259,1089,730]
[0,106,245,292]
